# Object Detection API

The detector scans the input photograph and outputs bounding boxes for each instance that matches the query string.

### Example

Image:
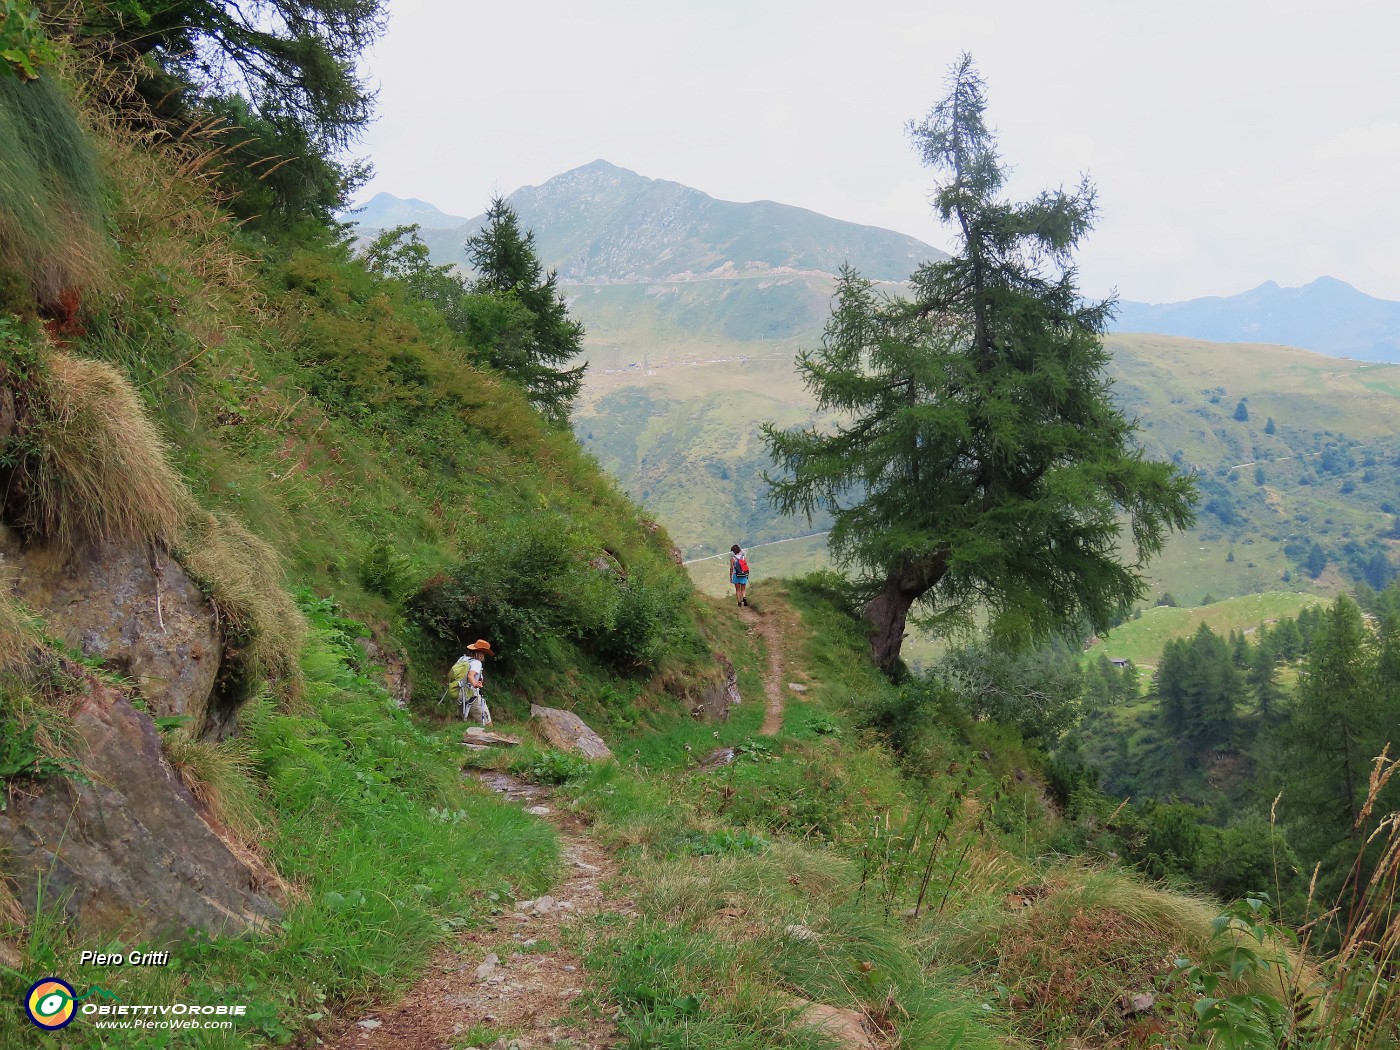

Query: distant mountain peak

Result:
[342,191,470,231]
[380,163,948,286]
[1112,278,1400,363]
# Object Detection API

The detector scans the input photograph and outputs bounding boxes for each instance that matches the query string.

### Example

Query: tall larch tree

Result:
[762,54,1195,676]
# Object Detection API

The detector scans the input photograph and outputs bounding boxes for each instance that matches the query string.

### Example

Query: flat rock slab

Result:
[694,747,737,771]
[529,705,614,760]
[788,999,881,1050]
[464,727,521,746]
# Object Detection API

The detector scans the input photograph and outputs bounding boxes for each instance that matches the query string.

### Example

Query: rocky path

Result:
[325,774,627,1050]
[739,604,788,736]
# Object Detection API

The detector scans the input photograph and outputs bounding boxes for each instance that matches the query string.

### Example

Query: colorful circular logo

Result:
[24,978,77,1030]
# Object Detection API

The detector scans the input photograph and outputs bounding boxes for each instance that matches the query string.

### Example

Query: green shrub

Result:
[589,570,695,671]
[509,749,593,785]
[408,512,610,669]
[802,714,842,737]
[357,536,416,600]
[409,512,698,678]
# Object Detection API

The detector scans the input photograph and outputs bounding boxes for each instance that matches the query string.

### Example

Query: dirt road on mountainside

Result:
[324,774,628,1050]
[739,604,788,736]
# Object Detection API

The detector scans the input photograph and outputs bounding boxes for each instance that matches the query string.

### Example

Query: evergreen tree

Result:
[75,0,385,218]
[1265,417,1277,435]
[1180,622,1241,751]
[1297,604,1324,650]
[1234,399,1249,421]
[1287,597,1381,861]
[1230,628,1251,669]
[1118,659,1140,702]
[1246,637,1284,722]
[465,197,587,426]
[762,55,1194,675]
[1084,655,1117,710]
[1272,616,1303,661]
[1305,541,1328,579]
[80,0,384,152]
[1155,638,1190,737]
[1377,581,1400,695]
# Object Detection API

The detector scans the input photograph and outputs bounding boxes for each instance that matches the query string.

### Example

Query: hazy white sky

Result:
[355,0,1400,303]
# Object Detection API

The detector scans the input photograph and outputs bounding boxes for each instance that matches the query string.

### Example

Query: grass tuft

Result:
[0,592,35,676]
[162,731,264,842]
[0,73,106,308]
[12,346,190,553]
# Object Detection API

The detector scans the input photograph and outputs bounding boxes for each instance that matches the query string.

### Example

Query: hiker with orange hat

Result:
[450,639,494,725]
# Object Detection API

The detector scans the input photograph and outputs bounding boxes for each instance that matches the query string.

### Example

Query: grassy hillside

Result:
[6,46,1398,1050]
[1088,591,1326,667]
[579,325,1400,606]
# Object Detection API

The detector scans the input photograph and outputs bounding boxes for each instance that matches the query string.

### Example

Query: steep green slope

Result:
[0,61,710,1048]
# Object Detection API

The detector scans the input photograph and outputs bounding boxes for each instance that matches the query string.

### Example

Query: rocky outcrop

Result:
[690,654,741,722]
[529,705,614,760]
[0,527,222,735]
[0,684,280,944]
[360,635,412,708]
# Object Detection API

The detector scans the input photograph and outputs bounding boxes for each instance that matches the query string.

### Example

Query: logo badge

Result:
[24,978,78,1030]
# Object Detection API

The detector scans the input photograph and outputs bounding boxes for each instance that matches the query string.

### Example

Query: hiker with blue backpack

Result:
[728,544,749,607]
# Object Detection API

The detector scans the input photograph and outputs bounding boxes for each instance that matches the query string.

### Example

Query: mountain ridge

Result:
[353,174,1400,365]
[347,191,470,230]
[352,161,949,284]
[1113,276,1400,362]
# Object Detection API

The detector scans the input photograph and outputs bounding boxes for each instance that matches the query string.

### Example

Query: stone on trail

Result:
[464,727,521,746]
[787,999,880,1050]
[529,705,614,760]
[694,746,737,771]
[475,953,499,980]
[524,805,551,816]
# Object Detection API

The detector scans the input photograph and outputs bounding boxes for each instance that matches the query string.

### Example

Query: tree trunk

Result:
[863,556,946,678]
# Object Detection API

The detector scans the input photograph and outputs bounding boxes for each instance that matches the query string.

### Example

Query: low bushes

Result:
[408,511,699,679]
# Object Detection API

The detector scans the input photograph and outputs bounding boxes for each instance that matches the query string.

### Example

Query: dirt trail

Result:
[324,773,628,1050]
[739,605,787,735]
